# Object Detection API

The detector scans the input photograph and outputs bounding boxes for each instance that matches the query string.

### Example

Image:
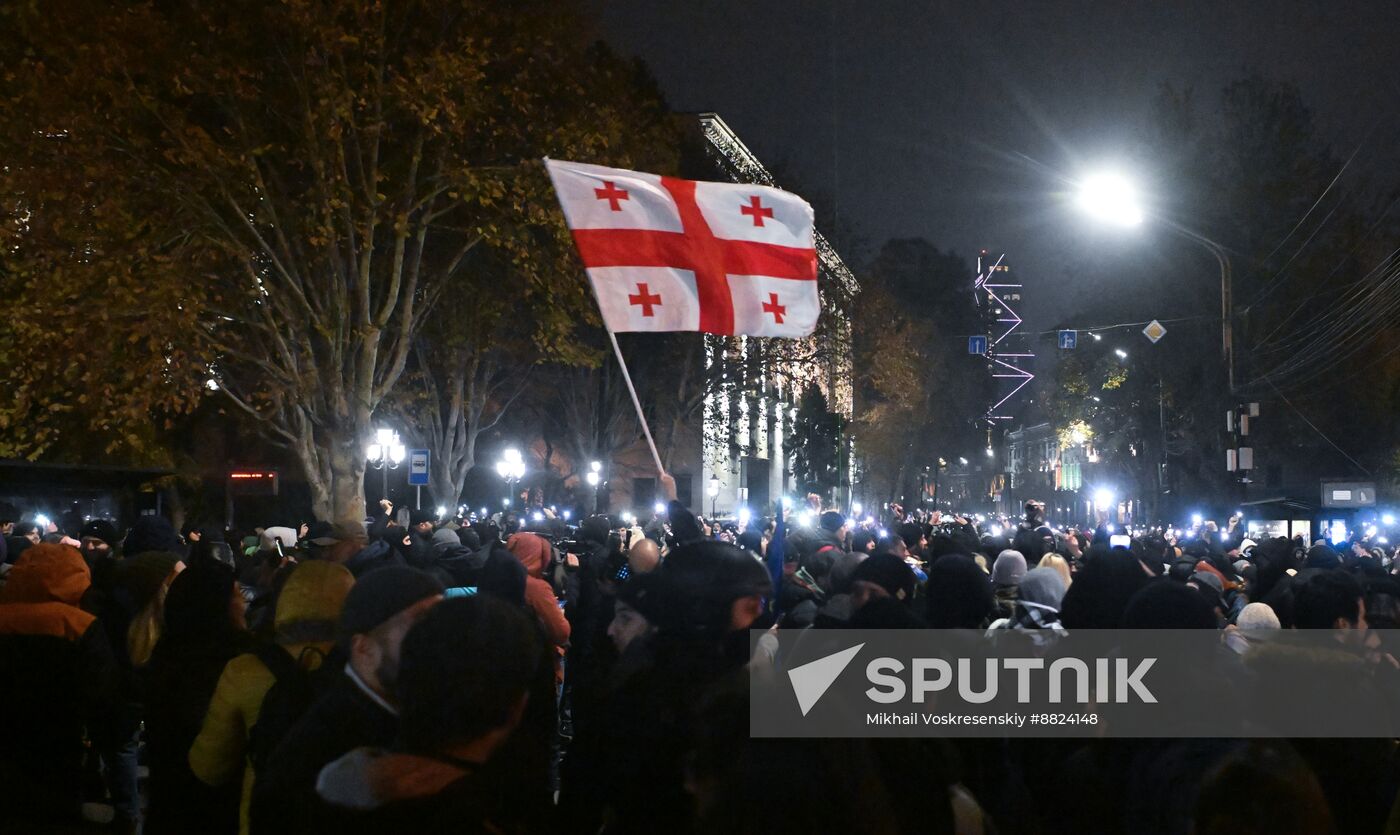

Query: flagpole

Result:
[606,328,666,477]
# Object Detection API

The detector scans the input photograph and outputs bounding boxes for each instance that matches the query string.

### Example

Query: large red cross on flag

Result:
[545,159,820,338]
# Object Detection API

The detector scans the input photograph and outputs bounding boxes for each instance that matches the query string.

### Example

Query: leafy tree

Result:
[0,0,670,521]
[852,239,987,503]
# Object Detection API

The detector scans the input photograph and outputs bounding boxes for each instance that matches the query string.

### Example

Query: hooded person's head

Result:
[578,515,611,547]
[1018,567,1066,613]
[924,554,995,629]
[0,544,97,638]
[431,527,461,555]
[1060,552,1151,630]
[1122,579,1217,629]
[125,515,184,557]
[456,527,482,551]
[992,549,1028,587]
[273,560,355,645]
[1303,544,1342,571]
[505,532,552,579]
[651,540,771,637]
[819,511,847,536]
[1,543,91,607]
[163,558,245,645]
[477,544,528,606]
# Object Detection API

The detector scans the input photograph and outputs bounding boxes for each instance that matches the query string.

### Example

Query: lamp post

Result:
[496,448,526,509]
[366,428,406,501]
[708,475,720,518]
[1075,171,1235,393]
[586,460,602,514]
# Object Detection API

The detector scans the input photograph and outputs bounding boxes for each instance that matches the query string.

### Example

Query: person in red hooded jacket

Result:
[0,543,118,826]
[505,532,571,653]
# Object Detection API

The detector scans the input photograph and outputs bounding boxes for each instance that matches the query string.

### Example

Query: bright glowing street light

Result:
[1077,172,1144,227]
[1093,488,1115,513]
[366,427,406,500]
[1074,167,1236,394]
[496,447,526,507]
[1384,513,1396,526]
[1114,348,1128,359]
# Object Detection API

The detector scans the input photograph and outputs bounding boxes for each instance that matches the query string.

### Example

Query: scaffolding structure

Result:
[974,251,1035,439]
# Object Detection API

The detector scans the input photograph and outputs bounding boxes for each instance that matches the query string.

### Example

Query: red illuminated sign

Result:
[228,470,279,496]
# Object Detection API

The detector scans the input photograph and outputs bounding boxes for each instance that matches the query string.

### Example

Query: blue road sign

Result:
[408,449,430,486]
[968,335,988,355]
[1059,330,1077,350]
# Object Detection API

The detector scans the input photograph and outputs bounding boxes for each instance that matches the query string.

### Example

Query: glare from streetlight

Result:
[1115,348,1128,359]
[1077,172,1144,227]
[1094,488,1115,512]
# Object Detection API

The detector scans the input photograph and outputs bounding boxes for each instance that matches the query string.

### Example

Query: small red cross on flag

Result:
[545,158,820,338]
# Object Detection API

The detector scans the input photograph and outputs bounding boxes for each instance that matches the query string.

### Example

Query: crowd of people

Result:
[2,487,1400,834]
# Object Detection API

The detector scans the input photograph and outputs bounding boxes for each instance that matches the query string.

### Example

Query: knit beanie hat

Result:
[1237,601,1281,629]
[992,550,1028,586]
[850,553,916,601]
[79,520,120,549]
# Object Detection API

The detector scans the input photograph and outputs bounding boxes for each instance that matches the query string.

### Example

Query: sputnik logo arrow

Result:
[787,643,865,716]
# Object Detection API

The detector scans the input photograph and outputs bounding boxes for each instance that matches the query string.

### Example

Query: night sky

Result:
[597,0,1400,333]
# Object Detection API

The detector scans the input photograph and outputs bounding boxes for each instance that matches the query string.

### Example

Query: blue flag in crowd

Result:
[768,503,786,614]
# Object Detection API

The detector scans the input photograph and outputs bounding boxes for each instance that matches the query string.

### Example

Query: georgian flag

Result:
[545,159,820,337]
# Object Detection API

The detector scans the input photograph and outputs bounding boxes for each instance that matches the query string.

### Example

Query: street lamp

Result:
[366,428,406,501]
[1075,170,1235,393]
[496,447,526,509]
[586,460,602,514]
[707,475,720,517]
[1114,348,1128,360]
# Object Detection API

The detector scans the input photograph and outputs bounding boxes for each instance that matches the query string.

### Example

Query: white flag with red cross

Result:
[544,159,820,338]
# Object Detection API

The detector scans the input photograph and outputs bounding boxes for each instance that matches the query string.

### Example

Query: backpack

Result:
[245,642,337,773]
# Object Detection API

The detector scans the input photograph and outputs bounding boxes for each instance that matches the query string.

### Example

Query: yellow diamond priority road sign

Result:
[1142,319,1167,344]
